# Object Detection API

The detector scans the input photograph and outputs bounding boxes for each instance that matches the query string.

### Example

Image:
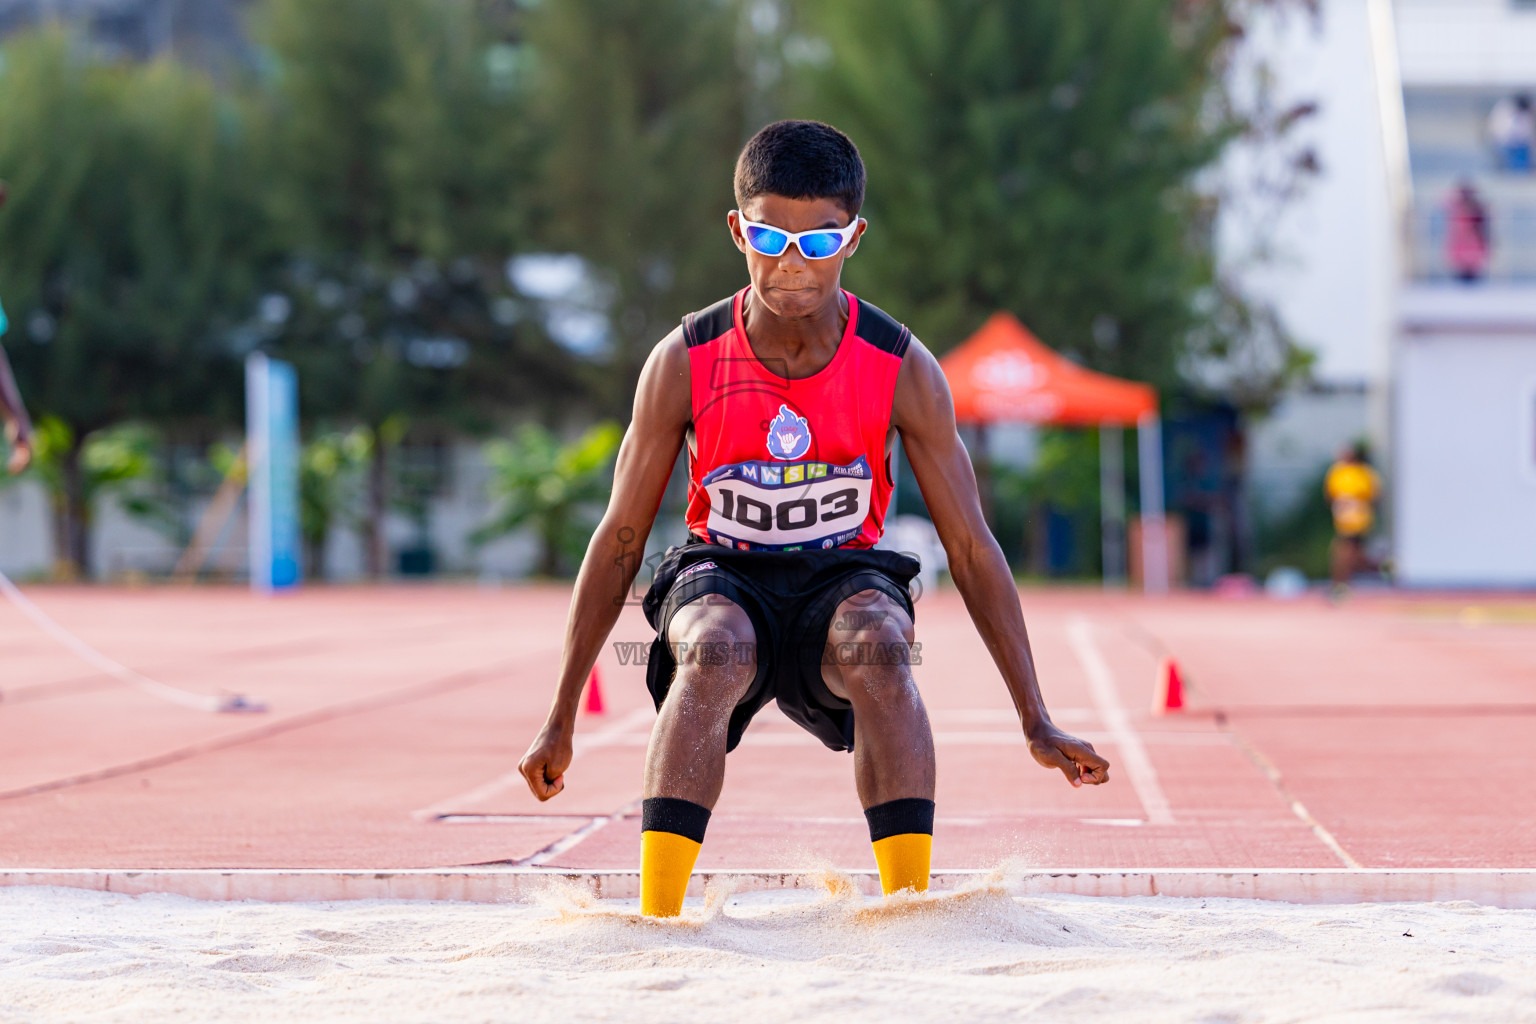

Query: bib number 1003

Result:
[715,487,859,532]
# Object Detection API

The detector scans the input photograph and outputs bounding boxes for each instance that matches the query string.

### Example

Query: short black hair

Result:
[734,120,865,218]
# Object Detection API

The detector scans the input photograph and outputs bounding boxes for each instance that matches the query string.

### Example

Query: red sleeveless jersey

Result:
[682,287,911,551]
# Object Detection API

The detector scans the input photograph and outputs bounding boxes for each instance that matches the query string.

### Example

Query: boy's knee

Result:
[667,599,757,709]
[825,590,919,707]
[830,589,912,638]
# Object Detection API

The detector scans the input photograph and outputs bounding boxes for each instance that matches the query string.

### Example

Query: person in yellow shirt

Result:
[1325,443,1381,591]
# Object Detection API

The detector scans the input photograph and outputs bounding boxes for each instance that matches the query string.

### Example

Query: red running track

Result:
[1,584,1533,872]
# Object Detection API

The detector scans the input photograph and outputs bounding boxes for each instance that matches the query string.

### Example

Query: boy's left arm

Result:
[891,338,1108,788]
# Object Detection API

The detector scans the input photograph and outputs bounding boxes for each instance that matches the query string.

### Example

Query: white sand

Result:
[2,876,1534,1023]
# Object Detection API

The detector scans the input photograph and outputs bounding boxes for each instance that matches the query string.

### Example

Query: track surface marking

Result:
[2,585,1532,870]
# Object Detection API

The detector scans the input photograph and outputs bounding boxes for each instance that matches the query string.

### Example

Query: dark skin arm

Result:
[0,184,30,475]
[517,324,1111,795]
[892,337,1110,787]
[517,327,691,799]
[0,343,32,475]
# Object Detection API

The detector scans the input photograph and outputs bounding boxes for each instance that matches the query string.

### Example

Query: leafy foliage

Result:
[0,31,260,434]
[9,417,177,576]
[248,0,579,573]
[0,31,262,572]
[1251,461,1333,579]
[522,0,751,410]
[250,0,574,428]
[0,0,1324,580]
[299,427,372,578]
[994,428,1104,575]
[473,421,622,577]
[794,0,1306,402]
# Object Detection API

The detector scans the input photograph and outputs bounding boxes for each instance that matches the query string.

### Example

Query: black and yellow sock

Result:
[639,797,711,917]
[865,797,934,895]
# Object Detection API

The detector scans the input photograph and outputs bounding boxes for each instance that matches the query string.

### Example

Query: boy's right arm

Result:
[517,328,692,800]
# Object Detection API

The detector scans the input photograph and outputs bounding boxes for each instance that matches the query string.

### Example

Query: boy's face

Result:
[728,194,864,321]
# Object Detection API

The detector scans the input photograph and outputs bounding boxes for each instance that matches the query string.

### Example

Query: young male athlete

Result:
[518,120,1109,916]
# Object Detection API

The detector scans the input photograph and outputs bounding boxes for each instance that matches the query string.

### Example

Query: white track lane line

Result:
[434,730,1230,749]
[1226,729,1363,869]
[1065,616,1176,826]
[412,706,655,820]
[441,813,1151,827]
[0,567,263,713]
[511,799,643,867]
[737,730,1230,748]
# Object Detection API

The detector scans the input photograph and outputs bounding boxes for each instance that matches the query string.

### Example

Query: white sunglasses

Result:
[733,210,862,260]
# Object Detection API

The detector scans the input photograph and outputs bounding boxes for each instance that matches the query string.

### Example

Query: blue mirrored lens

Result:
[797,231,846,259]
[745,224,789,256]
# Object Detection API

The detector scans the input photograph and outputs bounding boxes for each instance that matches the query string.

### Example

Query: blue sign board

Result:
[245,353,301,592]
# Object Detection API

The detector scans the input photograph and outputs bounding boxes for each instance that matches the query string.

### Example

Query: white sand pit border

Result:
[3,868,1535,907]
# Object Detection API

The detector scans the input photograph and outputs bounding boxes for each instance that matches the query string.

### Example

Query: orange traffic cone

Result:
[583,665,606,715]
[1153,658,1185,714]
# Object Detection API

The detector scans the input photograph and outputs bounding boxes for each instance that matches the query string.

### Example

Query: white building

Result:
[1226,0,1536,586]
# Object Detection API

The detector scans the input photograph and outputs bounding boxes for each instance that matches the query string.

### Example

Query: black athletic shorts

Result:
[641,534,921,753]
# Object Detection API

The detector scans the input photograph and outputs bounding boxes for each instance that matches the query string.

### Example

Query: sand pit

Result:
[3,877,1535,1023]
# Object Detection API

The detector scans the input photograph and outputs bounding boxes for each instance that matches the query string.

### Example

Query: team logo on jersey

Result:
[766,404,812,460]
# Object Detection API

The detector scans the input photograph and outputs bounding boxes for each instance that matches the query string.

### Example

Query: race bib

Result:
[701,456,873,551]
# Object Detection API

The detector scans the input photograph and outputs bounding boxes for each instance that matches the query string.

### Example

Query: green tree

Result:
[523,0,751,411]
[994,428,1104,576]
[299,427,371,579]
[472,421,622,577]
[251,0,578,577]
[797,0,1301,395]
[0,31,264,575]
[5,418,176,578]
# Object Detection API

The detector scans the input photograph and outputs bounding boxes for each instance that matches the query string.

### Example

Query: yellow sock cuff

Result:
[640,830,702,917]
[865,798,935,895]
[872,832,932,894]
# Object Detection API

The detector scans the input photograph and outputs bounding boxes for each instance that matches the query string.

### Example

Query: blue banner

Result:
[245,353,301,592]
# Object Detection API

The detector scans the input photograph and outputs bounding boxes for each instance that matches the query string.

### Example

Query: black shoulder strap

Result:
[853,297,912,358]
[682,294,736,349]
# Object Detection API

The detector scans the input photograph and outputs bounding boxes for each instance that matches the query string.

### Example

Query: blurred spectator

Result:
[1488,94,1534,172]
[0,182,34,476]
[0,322,33,475]
[1444,181,1491,283]
[1325,443,1381,594]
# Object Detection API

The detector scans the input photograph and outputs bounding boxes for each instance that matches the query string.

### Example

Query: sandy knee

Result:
[825,591,919,708]
[667,599,757,709]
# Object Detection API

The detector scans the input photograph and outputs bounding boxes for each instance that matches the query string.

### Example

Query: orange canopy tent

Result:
[941,312,1156,426]
[935,312,1168,591]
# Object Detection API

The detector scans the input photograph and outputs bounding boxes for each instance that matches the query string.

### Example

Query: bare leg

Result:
[642,593,757,809]
[821,590,935,808]
[1330,537,1351,587]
